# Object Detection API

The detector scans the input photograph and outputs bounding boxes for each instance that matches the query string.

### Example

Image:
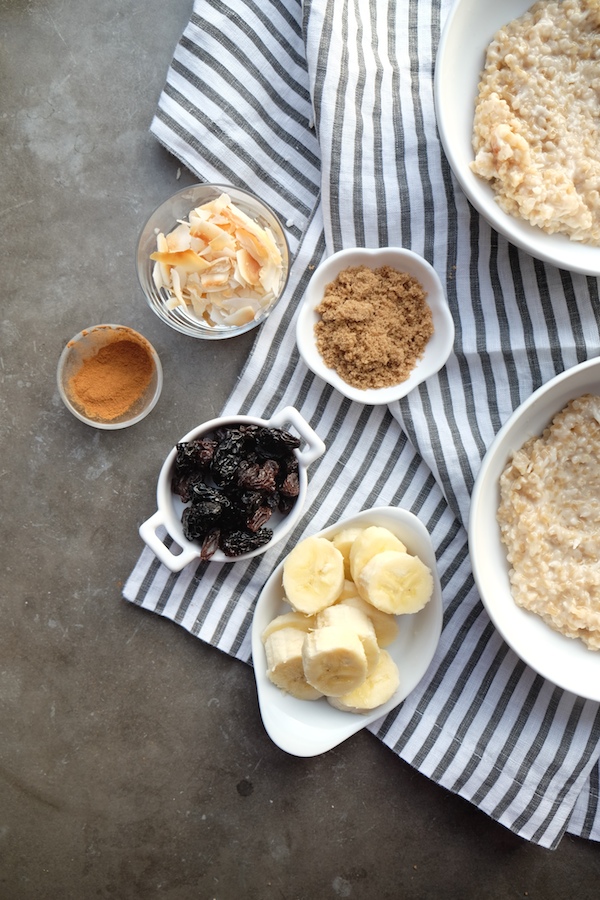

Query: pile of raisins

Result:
[172,423,301,559]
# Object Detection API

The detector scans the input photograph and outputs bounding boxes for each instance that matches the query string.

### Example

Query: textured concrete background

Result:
[1,1,599,898]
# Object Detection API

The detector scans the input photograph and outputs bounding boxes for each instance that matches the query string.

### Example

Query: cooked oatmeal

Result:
[497,394,600,650]
[471,0,600,244]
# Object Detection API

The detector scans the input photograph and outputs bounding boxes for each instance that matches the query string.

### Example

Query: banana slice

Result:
[261,611,316,643]
[264,627,323,700]
[357,549,433,615]
[302,625,368,696]
[349,526,407,583]
[331,527,365,579]
[337,579,361,602]
[328,650,400,714]
[339,594,400,648]
[282,536,345,614]
[315,604,380,675]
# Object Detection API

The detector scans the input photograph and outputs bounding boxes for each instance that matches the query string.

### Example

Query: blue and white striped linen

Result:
[124,0,600,848]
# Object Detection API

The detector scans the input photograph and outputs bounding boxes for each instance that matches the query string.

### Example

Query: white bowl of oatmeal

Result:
[435,0,600,276]
[295,247,454,406]
[469,356,600,701]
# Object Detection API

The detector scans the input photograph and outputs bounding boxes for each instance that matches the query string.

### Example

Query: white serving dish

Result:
[435,0,600,276]
[251,507,443,757]
[469,356,600,701]
[139,406,325,571]
[295,246,454,405]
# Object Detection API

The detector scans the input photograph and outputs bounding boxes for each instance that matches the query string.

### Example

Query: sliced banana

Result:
[328,650,400,714]
[339,594,400,648]
[315,604,380,675]
[337,579,361,602]
[282,536,345,614]
[331,526,365,579]
[264,627,323,700]
[302,625,368,696]
[261,611,316,643]
[357,549,433,615]
[349,526,407,583]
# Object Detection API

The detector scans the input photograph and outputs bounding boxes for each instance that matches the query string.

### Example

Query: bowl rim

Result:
[469,355,600,700]
[435,0,600,277]
[295,246,455,405]
[56,323,163,430]
[251,505,443,756]
[136,182,290,340]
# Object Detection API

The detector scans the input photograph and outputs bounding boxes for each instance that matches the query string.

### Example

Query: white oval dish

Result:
[139,406,325,571]
[295,247,454,405]
[251,507,443,757]
[435,0,600,276]
[469,356,600,701]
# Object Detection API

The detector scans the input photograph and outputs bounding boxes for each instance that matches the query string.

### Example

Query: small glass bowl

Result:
[57,324,163,429]
[136,183,290,340]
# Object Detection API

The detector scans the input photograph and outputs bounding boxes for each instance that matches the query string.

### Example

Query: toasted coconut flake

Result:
[150,248,211,275]
[151,191,285,326]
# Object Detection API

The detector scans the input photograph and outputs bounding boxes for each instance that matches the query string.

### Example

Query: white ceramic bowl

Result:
[251,507,443,757]
[139,407,325,571]
[469,357,600,701]
[137,183,290,339]
[435,0,600,277]
[295,247,454,405]
[57,324,163,429]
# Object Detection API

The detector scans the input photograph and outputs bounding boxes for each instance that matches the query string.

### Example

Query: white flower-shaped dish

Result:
[295,247,454,406]
[251,507,443,757]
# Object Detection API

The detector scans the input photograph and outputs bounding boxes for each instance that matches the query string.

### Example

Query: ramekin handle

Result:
[269,406,326,466]
[139,511,200,572]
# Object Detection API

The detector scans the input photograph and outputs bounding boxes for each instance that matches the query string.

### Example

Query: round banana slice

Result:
[328,650,400,714]
[337,579,361,602]
[261,611,316,643]
[315,604,380,675]
[302,625,368,696]
[282,536,345,614]
[331,526,365,579]
[357,549,433,615]
[339,594,400,648]
[264,627,323,700]
[349,526,407,583]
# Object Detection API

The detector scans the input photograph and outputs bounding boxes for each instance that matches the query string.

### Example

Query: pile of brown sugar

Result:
[314,264,434,390]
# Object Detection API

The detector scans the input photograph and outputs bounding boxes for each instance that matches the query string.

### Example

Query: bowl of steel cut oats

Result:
[469,356,600,701]
[435,0,600,277]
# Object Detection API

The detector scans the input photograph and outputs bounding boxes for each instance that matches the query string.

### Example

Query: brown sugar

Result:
[314,265,434,390]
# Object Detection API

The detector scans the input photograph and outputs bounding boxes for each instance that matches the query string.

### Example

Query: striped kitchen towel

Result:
[124,0,600,848]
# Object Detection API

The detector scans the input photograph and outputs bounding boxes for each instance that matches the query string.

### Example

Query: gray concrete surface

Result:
[1,1,599,898]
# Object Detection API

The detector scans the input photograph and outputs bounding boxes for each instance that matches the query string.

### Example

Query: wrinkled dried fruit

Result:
[172,422,300,558]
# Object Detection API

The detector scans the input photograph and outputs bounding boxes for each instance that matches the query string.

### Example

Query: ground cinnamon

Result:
[68,335,154,421]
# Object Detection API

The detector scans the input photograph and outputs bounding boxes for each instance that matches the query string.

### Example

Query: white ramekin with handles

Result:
[139,406,325,571]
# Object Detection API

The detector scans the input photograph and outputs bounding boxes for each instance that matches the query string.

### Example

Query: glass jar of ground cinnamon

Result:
[57,324,163,429]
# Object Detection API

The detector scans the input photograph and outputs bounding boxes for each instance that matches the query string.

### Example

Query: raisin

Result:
[237,459,279,492]
[246,505,274,532]
[255,427,301,459]
[278,494,296,515]
[280,472,300,497]
[211,429,246,486]
[219,528,273,556]
[175,439,218,471]
[200,529,221,560]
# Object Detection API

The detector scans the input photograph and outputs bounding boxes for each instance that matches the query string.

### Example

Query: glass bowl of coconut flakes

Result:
[136,183,290,340]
